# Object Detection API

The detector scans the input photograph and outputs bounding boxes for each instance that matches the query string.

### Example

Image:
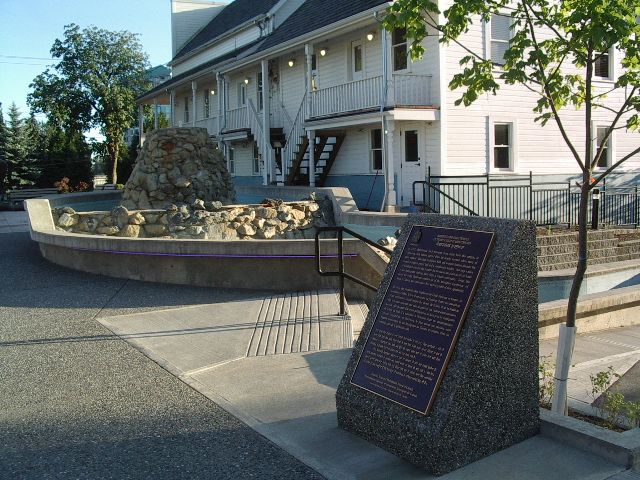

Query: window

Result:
[257,72,264,111]
[354,43,363,73]
[404,130,419,162]
[183,97,189,123]
[595,127,611,168]
[238,83,246,106]
[203,90,210,118]
[370,129,383,171]
[311,54,318,91]
[490,14,511,66]
[594,50,610,79]
[253,144,261,175]
[392,28,408,71]
[228,147,235,175]
[493,123,511,169]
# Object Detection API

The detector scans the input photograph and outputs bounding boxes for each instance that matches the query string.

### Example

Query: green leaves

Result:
[28,24,151,184]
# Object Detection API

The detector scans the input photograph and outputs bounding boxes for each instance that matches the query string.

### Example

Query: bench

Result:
[8,188,59,206]
[95,183,117,190]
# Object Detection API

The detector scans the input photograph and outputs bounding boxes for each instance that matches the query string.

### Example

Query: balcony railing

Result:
[310,76,383,118]
[308,74,433,119]
[195,116,220,136]
[392,74,432,106]
[226,106,248,131]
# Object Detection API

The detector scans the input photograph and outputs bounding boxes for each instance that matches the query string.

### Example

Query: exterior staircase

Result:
[286,130,345,186]
[537,229,640,271]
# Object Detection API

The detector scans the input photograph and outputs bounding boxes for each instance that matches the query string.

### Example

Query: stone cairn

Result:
[121,127,234,209]
[52,196,335,240]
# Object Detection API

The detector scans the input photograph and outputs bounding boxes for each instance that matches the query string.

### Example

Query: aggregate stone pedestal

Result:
[122,127,234,209]
[335,214,540,475]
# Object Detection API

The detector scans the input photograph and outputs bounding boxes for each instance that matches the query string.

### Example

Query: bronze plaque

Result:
[351,225,494,414]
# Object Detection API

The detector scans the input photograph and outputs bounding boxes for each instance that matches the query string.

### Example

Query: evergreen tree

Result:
[0,104,7,198]
[5,103,39,189]
[37,122,92,188]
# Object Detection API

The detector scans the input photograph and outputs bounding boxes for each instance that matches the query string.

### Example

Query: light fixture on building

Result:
[210,89,216,95]
[366,31,375,41]
[320,48,327,57]
[288,58,295,67]
[244,77,250,84]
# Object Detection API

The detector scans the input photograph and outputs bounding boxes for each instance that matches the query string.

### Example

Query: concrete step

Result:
[537,230,617,246]
[346,298,369,344]
[246,289,352,356]
[537,238,619,256]
[538,246,620,268]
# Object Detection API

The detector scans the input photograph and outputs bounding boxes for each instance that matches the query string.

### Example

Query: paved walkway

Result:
[0,229,323,480]
[2,210,638,479]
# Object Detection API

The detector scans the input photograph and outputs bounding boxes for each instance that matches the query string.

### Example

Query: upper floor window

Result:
[370,129,383,171]
[238,82,246,107]
[594,50,611,79]
[392,28,408,71]
[183,97,189,123]
[491,14,511,66]
[595,126,611,168]
[203,90,210,118]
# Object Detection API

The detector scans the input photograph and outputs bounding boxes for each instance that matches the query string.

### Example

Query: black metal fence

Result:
[413,171,640,227]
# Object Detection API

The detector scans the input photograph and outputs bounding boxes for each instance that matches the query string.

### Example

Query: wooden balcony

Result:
[226,106,249,131]
[308,74,433,119]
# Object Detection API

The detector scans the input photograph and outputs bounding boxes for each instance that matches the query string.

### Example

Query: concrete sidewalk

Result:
[0,210,29,232]
[99,292,640,480]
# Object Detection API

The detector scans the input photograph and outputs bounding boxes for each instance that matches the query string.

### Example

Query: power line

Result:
[0,61,52,66]
[0,55,56,61]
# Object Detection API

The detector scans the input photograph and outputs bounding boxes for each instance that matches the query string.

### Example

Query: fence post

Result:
[529,171,533,222]
[567,181,572,228]
[633,185,638,228]
[486,173,491,217]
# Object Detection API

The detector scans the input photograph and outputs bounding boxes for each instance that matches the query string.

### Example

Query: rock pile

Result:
[52,195,335,240]
[121,127,234,209]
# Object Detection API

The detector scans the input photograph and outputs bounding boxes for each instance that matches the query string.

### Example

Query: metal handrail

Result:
[315,226,393,315]
[414,180,480,216]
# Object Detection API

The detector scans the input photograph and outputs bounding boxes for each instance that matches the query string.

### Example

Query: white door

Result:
[351,41,363,81]
[399,125,426,207]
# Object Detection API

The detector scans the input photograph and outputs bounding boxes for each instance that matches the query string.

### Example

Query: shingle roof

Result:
[257,0,389,53]
[174,0,280,60]
[138,40,263,100]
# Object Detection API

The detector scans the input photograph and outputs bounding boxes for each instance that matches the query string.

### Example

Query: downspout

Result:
[380,24,389,212]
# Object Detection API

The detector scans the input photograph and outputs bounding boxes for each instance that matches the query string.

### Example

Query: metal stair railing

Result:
[314,226,393,315]
[283,94,307,181]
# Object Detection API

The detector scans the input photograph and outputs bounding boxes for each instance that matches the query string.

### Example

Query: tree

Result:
[383,0,640,414]
[28,24,150,185]
[37,122,92,188]
[0,104,7,199]
[4,103,40,189]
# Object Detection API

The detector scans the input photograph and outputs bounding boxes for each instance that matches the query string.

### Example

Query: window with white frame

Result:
[595,126,612,168]
[183,97,189,123]
[228,147,235,175]
[238,82,246,106]
[490,14,511,66]
[492,123,513,169]
[392,28,408,71]
[370,129,383,171]
[203,90,210,118]
[594,50,611,79]
[253,143,261,175]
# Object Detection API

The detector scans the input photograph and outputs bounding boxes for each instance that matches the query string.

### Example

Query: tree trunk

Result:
[551,172,590,414]
[108,141,119,186]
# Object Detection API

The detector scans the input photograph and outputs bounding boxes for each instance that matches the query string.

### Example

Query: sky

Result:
[0,0,173,121]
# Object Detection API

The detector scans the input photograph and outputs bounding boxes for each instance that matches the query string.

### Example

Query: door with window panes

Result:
[399,124,425,207]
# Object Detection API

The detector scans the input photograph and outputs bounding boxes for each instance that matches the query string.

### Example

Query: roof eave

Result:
[220,2,392,75]
[170,13,269,67]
